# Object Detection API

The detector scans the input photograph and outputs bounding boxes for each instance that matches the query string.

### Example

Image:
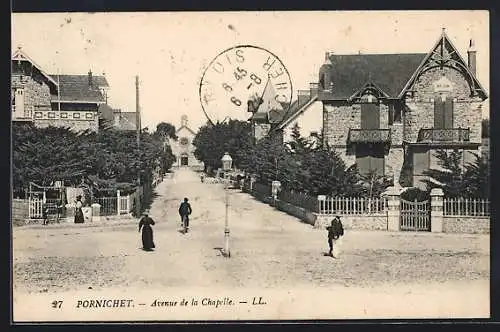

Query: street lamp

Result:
[221,152,233,258]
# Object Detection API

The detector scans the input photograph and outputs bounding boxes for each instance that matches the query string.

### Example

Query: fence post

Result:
[317,195,326,215]
[430,188,444,233]
[384,186,401,231]
[117,190,121,216]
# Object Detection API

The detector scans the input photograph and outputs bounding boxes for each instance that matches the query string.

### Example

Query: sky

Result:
[11,11,489,131]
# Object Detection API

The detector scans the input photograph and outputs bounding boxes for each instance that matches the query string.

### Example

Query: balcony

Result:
[417,128,470,143]
[347,129,391,144]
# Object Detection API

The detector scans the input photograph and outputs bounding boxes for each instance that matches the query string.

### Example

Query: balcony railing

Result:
[348,129,391,144]
[417,128,470,143]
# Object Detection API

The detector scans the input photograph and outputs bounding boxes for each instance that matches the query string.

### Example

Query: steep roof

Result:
[49,74,108,103]
[176,125,196,136]
[277,95,318,130]
[400,31,488,99]
[12,47,59,90]
[324,53,426,99]
[98,104,115,122]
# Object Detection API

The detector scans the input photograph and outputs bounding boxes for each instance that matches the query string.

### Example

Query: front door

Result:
[180,155,189,166]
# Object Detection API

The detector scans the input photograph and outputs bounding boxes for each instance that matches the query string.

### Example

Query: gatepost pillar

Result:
[91,203,101,222]
[116,190,121,216]
[430,188,444,233]
[384,186,401,231]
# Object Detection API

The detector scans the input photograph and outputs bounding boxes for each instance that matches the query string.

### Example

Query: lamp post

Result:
[221,152,233,258]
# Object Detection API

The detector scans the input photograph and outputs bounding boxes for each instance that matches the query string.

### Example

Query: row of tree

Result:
[192,119,489,198]
[192,120,392,197]
[12,122,177,197]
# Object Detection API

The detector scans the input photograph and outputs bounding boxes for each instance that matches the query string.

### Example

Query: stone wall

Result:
[379,103,389,129]
[404,66,482,143]
[323,103,360,146]
[314,214,387,231]
[391,123,403,146]
[12,199,28,225]
[275,200,317,225]
[443,216,489,234]
[35,118,99,132]
[12,74,52,109]
[386,147,404,185]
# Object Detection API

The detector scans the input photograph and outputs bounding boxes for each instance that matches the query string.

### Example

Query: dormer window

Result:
[360,90,378,104]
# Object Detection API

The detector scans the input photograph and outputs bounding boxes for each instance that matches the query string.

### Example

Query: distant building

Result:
[169,115,204,168]
[247,78,322,145]
[98,104,137,131]
[11,47,108,132]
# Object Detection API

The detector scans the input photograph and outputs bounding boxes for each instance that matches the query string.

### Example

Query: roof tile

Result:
[49,74,108,102]
[324,53,426,99]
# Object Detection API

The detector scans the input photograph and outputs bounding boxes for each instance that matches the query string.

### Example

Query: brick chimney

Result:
[88,69,93,87]
[309,82,319,96]
[467,39,476,76]
[297,90,310,107]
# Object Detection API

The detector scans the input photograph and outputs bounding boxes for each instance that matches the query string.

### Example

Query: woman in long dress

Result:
[138,210,155,251]
[74,195,84,223]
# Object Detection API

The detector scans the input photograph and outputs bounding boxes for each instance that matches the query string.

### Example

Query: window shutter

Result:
[444,97,454,129]
[434,98,445,129]
[361,103,380,129]
[369,145,385,176]
[356,145,370,175]
[388,104,394,125]
[413,147,430,176]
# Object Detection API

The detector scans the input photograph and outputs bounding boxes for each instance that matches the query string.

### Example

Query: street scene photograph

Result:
[11,11,490,322]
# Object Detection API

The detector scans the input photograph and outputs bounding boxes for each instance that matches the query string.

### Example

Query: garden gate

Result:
[400,198,431,231]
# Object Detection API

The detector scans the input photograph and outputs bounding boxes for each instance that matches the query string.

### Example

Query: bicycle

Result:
[181,215,189,233]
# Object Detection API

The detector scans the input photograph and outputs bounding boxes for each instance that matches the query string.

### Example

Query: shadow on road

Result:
[213,247,224,256]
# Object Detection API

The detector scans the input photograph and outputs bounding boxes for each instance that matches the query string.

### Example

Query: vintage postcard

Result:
[11,10,490,322]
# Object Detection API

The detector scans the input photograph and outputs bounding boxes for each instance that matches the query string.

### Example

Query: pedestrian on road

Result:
[178,197,192,233]
[74,195,84,224]
[326,215,344,258]
[138,210,156,251]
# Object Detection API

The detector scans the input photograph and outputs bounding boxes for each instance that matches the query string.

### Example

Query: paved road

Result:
[12,168,490,320]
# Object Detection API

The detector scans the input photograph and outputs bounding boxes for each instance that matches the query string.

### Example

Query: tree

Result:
[240,136,290,185]
[356,169,393,198]
[299,148,361,196]
[12,123,176,196]
[192,119,253,172]
[286,123,311,154]
[156,122,178,140]
[424,150,466,197]
[461,153,490,198]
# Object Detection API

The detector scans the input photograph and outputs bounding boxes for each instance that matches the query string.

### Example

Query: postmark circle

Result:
[199,45,293,124]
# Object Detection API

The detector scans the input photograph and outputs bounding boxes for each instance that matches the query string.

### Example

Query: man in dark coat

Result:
[178,197,192,232]
[326,215,344,257]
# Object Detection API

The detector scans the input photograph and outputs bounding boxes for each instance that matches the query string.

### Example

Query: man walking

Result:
[178,197,192,233]
[326,215,344,258]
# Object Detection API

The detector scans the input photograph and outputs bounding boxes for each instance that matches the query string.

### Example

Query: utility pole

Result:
[135,75,141,216]
[136,75,141,150]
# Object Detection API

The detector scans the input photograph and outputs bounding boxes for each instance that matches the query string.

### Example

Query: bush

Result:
[400,187,430,202]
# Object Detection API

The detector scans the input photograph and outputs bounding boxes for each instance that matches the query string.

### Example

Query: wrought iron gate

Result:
[400,198,431,231]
